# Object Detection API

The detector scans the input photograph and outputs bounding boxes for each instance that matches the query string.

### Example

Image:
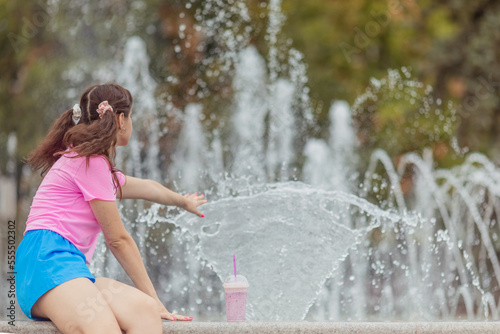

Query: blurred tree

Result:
[0,0,63,166]
[2,0,500,171]
[424,1,500,158]
[281,0,500,165]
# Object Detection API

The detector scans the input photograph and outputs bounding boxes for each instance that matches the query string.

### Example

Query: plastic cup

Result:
[223,275,249,322]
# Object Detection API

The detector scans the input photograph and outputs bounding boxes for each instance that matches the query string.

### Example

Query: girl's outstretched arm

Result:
[120,176,207,217]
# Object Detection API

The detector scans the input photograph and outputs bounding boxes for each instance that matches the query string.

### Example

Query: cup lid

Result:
[223,275,249,288]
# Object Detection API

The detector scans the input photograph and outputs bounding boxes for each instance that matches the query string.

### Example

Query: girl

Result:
[15,83,206,334]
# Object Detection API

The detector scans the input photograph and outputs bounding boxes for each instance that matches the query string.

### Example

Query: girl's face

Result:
[116,110,133,146]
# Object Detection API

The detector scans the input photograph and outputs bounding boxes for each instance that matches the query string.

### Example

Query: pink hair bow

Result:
[96,100,113,118]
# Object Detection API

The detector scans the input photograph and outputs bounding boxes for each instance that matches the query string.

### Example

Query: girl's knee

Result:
[121,295,161,333]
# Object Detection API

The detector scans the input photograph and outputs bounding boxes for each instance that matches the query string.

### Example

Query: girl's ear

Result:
[117,113,125,128]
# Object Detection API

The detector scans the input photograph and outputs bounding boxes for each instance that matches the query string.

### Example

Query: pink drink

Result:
[223,275,249,322]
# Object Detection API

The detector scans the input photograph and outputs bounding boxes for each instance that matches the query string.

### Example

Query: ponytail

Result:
[25,83,133,202]
[25,108,76,176]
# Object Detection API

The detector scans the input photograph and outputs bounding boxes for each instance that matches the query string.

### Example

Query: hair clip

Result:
[72,104,82,125]
[96,101,113,118]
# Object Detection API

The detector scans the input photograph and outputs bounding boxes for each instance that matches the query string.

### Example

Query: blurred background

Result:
[2,0,500,322]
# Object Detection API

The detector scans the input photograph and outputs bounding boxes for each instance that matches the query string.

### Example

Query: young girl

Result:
[15,83,206,334]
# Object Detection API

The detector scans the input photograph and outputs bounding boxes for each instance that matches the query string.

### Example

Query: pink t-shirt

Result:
[25,152,126,264]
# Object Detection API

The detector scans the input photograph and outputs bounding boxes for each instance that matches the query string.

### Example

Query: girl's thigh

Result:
[31,277,121,334]
[93,277,161,333]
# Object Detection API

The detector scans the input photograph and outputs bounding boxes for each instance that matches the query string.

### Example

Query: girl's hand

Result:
[156,298,193,322]
[182,192,207,217]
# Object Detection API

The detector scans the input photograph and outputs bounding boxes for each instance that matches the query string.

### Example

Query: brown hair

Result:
[25,83,133,198]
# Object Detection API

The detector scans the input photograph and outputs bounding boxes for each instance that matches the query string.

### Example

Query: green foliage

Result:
[1,0,500,171]
[0,0,64,167]
[352,68,457,162]
[280,0,500,163]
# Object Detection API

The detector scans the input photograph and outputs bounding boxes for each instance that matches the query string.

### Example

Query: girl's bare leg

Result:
[31,277,121,334]
[94,277,162,334]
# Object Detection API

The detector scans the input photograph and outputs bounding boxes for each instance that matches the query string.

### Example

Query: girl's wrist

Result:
[175,195,188,209]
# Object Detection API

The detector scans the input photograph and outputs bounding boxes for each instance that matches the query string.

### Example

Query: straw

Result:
[233,254,237,281]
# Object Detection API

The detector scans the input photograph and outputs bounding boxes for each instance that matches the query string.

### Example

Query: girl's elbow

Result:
[106,234,133,249]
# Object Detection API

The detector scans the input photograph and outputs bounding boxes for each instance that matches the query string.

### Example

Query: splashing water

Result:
[162,181,409,321]
[174,182,359,320]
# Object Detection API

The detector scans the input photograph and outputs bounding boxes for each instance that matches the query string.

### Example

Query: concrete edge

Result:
[1,321,500,334]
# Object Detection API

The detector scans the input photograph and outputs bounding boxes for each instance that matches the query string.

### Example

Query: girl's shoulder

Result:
[57,151,111,173]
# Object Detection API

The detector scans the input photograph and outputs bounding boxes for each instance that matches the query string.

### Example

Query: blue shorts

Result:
[15,229,96,320]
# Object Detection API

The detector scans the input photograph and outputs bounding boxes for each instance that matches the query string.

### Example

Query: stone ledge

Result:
[1,321,499,334]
